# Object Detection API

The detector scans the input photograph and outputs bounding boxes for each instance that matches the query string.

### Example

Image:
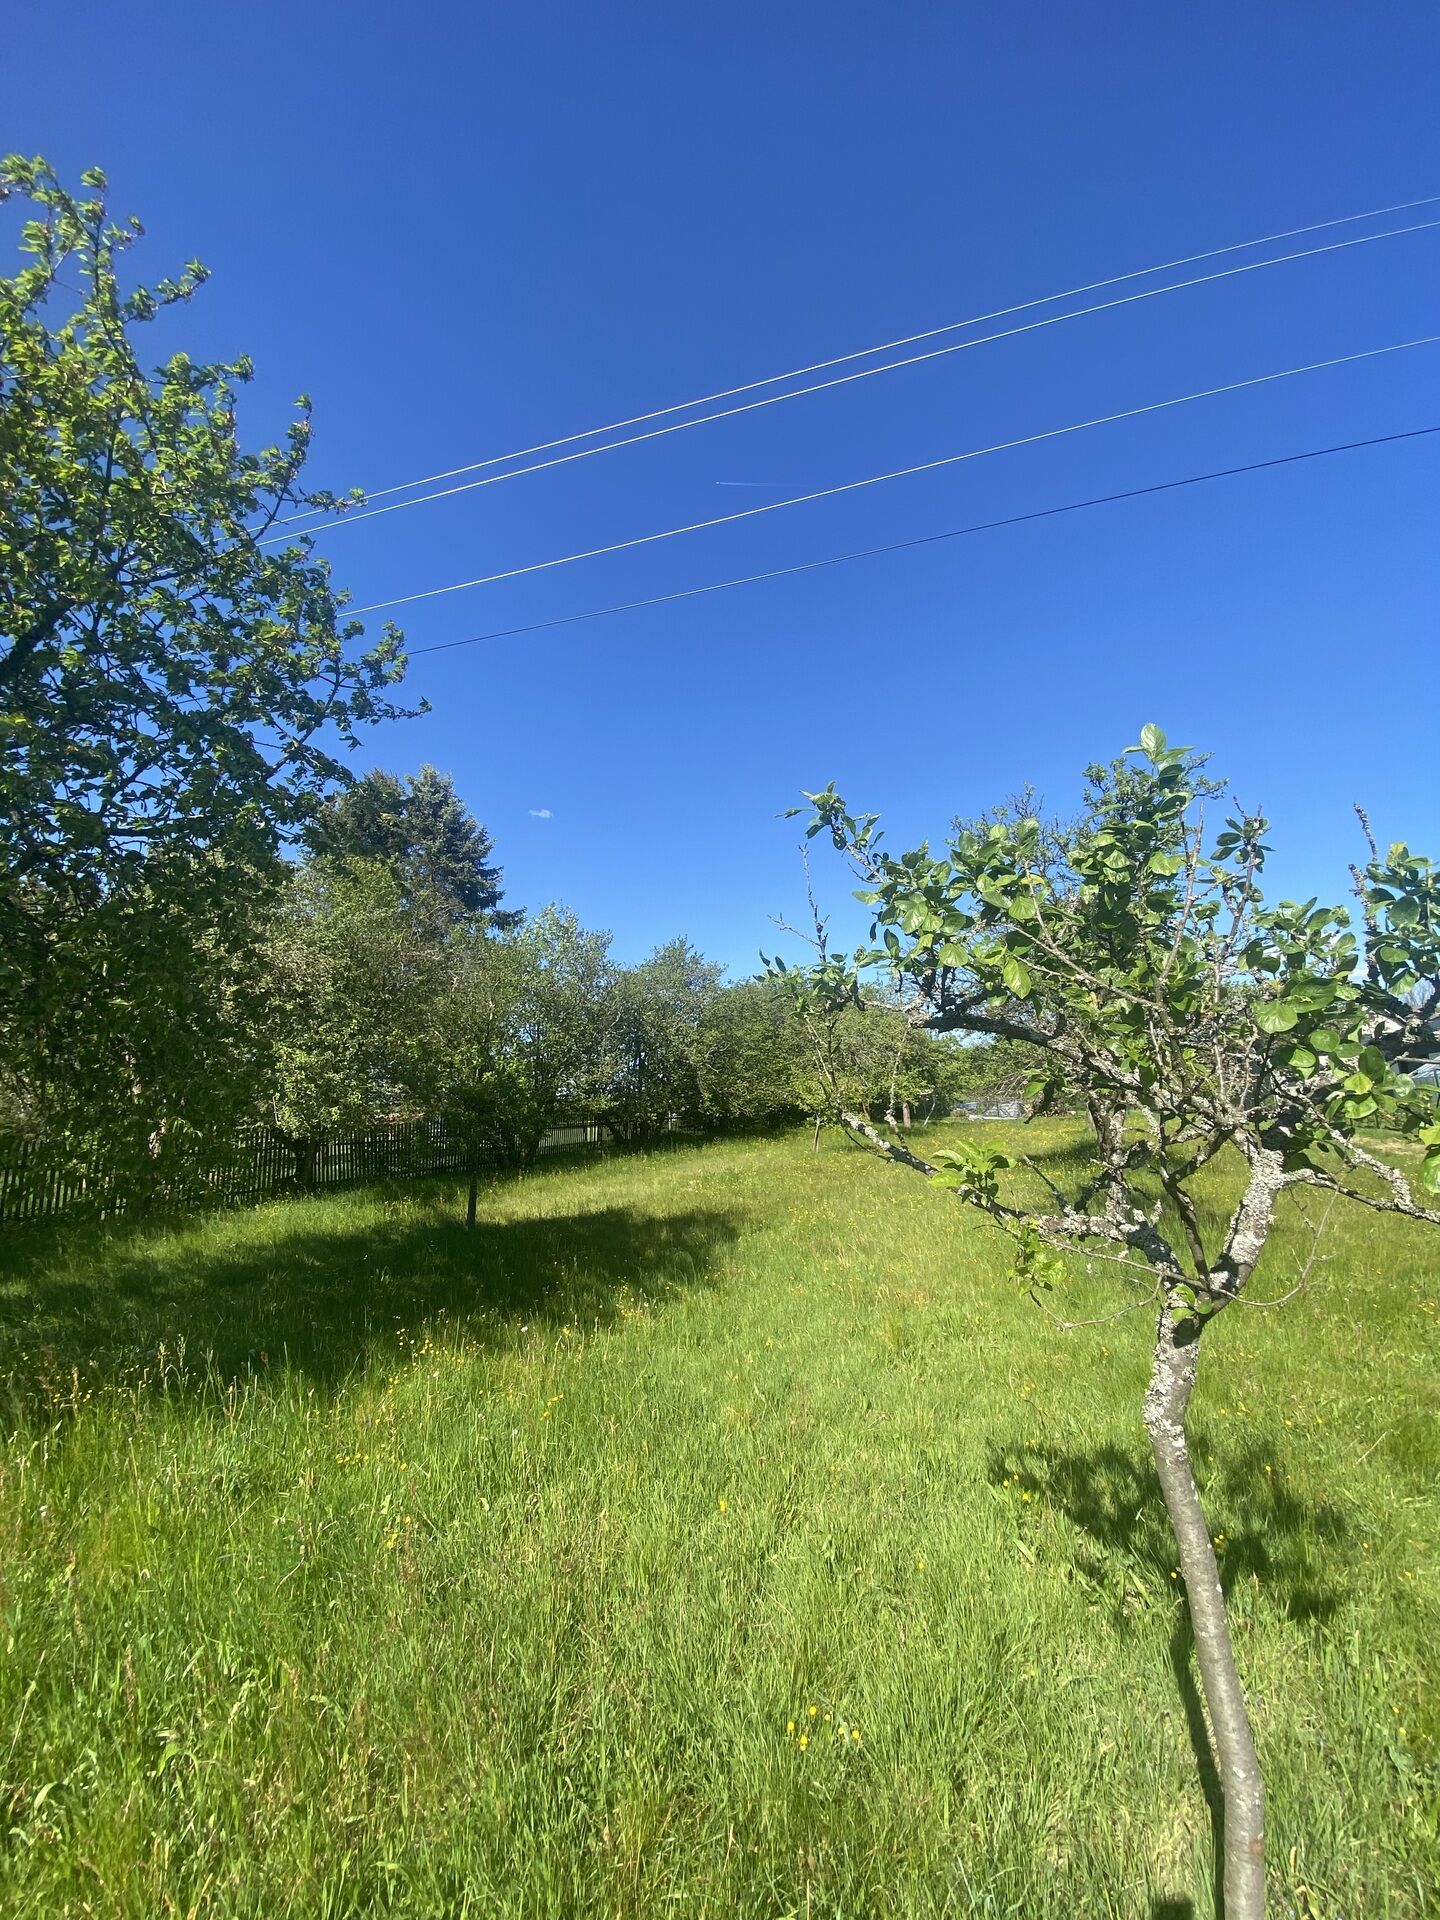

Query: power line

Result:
[400,424,1437,659]
[269,214,1440,548]
[352,333,1440,616]
[277,190,1440,527]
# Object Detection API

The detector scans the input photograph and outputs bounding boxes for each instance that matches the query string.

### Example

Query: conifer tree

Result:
[309,766,519,928]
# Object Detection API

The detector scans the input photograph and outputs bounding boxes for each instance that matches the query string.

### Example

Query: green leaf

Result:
[1281,1148,1320,1174]
[1284,980,1338,1014]
[1253,1001,1299,1034]
[1000,954,1032,998]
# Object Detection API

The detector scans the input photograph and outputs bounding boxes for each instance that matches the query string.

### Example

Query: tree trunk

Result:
[901,1099,912,1130]
[465,1166,478,1230]
[1144,1299,1265,1918]
[1087,1096,1129,1226]
[293,1136,318,1189]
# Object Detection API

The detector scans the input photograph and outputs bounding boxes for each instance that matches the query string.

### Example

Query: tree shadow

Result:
[1168,1611,1224,1915]
[0,1190,745,1404]
[988,1435,1351,1920]
[987,1435,1347,1626]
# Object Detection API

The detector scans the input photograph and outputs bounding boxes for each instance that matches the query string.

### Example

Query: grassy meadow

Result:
[0,1119,1436,1919]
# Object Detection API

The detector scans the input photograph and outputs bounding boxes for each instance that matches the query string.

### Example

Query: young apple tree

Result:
[782,727,1439,1920]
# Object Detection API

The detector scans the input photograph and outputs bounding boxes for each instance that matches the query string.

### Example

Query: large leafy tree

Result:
[691,978,810,1132]
[10,847,278,1200]
[943,1035,1047,1108]
[428,906,617,1185]
[264,860,446,1184]
[308,765,519,928]
[419,923,521,1226]
[0,155,410,1176]
[686,977,958,1135]
[787,728,1440,1918]
[784,991,953,1132]
[607,939,724,1142]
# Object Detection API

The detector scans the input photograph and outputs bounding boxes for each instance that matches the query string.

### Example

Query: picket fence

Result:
[0,1115,612,1229]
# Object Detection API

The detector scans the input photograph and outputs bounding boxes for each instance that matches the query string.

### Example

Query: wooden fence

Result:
[0,1115,613,1230]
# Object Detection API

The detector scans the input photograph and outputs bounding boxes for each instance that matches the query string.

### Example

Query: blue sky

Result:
[5,2,1438,971]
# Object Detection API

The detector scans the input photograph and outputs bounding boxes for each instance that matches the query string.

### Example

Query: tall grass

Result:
[0,1121,1435,1917]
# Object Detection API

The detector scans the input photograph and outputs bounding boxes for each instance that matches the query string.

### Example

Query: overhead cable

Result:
[276,190,1440,528]
[350,333,1440,615]
[400,425,1440,659]
[269,214,1440,547]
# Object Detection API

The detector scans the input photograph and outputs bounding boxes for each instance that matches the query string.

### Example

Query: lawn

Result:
[0,1120,1435,1919]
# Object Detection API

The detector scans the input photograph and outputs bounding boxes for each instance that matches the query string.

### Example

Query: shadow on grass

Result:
[988,1435,1351,1920]
[0,1187,745,1402]
[987,1435,1348,1626]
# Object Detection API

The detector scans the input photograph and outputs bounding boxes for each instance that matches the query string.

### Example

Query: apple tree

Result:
[783,727,1439,1919]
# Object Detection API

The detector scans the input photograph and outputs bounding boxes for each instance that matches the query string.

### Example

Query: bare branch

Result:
[1232,1194,1336,1309]
[1290,1163,1440,1228]
[1029,1284,1162,1330]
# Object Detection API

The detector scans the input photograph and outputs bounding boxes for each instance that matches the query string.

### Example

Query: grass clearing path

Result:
[1,1122,1436,1917]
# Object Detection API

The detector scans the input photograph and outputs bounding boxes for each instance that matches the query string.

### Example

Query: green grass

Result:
[0,1120,1436,1918]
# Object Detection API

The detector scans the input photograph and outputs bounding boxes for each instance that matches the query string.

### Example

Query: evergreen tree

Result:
[309,765,520,927]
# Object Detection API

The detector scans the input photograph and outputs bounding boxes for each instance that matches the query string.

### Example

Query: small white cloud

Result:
[528,807,552,819]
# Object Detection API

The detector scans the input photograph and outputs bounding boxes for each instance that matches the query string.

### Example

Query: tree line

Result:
[211,763,1012,1213]
[5,742,1008,1211]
